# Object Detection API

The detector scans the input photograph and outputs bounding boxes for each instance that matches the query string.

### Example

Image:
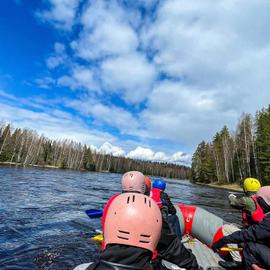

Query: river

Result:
[0,166,241,269]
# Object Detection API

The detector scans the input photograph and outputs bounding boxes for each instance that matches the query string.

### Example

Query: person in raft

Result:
[228,177,262,227]
[86,192,162,269]
[102,171,199,270]
[212,186,270,270]
[151,178,182,240]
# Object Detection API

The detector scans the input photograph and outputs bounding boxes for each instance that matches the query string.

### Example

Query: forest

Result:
[0,122,190,179]
[191,105,270,185]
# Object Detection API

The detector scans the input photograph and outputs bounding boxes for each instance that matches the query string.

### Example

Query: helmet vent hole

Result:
[139,240,150,243]
[117,230,130,240]
[140,234,150,238]
[149,200,151,207]
[127,196,130,204]
[144,197,147,204]
[118,230,130,235]
[132,195,135,202]
[117,236,129,240]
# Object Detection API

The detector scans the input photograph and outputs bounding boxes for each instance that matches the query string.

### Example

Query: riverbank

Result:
[195,181,242,192]
[0,161,60,169]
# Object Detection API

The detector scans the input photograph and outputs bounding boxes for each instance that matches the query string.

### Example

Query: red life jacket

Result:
[150,188,162,208]
[101,194,119,250]
[242,195,266,226]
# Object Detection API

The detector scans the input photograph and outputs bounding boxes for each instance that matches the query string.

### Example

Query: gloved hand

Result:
[212,238,226,253]
[228,193,237,200]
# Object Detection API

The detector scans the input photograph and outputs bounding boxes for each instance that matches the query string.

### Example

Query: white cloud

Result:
[68,0,157,103]
[47,57,64,69]
[0,101,115,147]
[58,66,98,92]
[140,81,222,145]
[101,53,156,103]
[0,89,17,100]
[89,143,191,164]
[127,146,155,160]
[139,0,270,146]
[0,91,190,164]
[37,0,79,30]
[72,0,138,60]
[98,142,125,156]
[127,146,190,164]
[35,77,56,89]
[33,0,270,154]
[45,43,67,70]
[172,152,190,163]
[65,98,144,136]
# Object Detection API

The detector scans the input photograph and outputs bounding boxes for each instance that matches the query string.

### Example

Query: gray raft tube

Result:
[175,204,225,246]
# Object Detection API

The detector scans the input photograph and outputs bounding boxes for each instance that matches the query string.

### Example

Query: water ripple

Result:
[0,166,240,269]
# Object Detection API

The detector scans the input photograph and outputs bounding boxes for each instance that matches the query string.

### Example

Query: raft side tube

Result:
[175,204,185,234]
[192,206,224,246]
[176,204,224,246]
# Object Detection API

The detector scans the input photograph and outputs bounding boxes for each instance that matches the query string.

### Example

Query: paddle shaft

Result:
[220,247,243,252]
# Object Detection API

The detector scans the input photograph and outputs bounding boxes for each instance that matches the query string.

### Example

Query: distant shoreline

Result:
[195,181,242,192]
[0,161,60,170]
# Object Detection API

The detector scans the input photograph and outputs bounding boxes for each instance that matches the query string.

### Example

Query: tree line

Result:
[0,122,190,179]
[191,105,270,185]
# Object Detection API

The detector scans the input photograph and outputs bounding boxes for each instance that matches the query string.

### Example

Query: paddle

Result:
[85,209,103,219]
[91,229,103,243]
[91,234,103,243]
[220,247,243,252]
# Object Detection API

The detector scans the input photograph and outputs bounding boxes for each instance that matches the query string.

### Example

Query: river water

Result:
[0,166,241,269]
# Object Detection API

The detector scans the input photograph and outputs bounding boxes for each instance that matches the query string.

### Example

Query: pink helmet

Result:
[122,171,146,194]
[257,186,270,206]
[104,193,162,253]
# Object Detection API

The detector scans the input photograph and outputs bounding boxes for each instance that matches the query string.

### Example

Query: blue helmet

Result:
[152,178,166,190]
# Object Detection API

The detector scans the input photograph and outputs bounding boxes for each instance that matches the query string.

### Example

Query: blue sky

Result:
[1,0,270,164]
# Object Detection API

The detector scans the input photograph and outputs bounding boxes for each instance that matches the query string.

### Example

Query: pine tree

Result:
[255,106,270,184]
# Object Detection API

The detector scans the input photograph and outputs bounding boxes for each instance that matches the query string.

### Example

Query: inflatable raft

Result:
[175,204,226,269]
[74,204,227,270]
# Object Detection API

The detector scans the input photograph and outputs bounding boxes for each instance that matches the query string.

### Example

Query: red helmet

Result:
[257,186,270,206]
[104,193,162,253]
[145,176,151,191]
[122,171,146,194]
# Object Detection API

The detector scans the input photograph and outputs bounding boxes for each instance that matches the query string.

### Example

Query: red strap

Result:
[178,204,196,235]
[212,226,224,244]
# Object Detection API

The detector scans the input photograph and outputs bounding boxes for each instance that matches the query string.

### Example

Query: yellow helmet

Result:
[243,178,261,193]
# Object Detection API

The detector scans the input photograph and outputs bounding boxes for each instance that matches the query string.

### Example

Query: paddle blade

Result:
[91,234,103,243]
[85,209,103,219]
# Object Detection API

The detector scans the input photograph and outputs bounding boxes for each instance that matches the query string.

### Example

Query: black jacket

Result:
[220,214,270,269]
[86,245,153,270]
[160,192,176,215]
[222,213,270,247]
[155,218,199,270]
